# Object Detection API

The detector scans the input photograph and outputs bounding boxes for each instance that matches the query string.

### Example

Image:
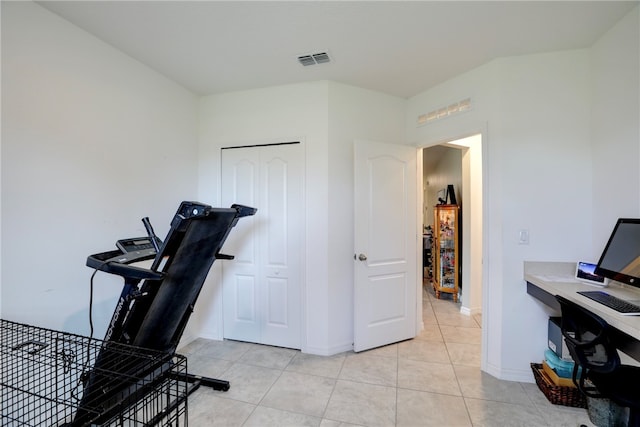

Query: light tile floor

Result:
[181,284,596,426]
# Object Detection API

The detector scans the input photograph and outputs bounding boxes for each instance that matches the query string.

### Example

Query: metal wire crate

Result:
[1,319,189,426]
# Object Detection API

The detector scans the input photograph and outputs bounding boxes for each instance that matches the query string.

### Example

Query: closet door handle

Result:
[358,253,367,261]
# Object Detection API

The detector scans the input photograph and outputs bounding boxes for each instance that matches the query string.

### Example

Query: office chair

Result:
[556,295,640,427]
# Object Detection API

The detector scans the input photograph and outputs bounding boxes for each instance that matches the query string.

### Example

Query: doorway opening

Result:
[421,134,483,317]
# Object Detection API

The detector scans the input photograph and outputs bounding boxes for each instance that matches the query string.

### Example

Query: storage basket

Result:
[531,363,587,408]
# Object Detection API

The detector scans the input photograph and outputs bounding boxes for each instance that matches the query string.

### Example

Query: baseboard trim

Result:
[304,342,353,356]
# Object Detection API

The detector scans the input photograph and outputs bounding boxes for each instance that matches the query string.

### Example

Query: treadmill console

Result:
[116,237,159,254]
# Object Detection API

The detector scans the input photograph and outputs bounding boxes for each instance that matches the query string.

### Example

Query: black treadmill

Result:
[70,201,256,426]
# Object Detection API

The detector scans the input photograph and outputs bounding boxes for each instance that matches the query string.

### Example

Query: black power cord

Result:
[70,264,104,401]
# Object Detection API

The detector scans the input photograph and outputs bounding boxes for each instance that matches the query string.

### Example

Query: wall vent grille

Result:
[297,52,331,66]
[417,98,472,126]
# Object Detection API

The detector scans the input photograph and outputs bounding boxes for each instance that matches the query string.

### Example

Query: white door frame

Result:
[418,127,489,372]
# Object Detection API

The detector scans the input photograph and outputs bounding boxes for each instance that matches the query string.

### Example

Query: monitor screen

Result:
[595,218,640,287]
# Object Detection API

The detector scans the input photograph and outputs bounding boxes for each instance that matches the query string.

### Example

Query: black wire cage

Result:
[1,319,189,426]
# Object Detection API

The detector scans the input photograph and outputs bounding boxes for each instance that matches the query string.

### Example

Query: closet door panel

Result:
[259,144,302,348]
[222,143,303,349]
[221,149,261,342]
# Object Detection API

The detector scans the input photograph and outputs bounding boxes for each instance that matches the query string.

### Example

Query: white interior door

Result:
[221,143,303,349]
[354,140,418,352]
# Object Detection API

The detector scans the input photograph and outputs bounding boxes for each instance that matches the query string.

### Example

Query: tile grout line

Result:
[429,283,476,425]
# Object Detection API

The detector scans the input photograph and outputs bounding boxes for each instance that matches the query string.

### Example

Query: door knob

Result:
[358,253,367,261]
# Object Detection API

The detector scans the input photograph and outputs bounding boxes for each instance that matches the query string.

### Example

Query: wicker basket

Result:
[531,363,587,408]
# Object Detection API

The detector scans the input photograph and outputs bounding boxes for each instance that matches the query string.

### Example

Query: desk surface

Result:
[525,261,640,360]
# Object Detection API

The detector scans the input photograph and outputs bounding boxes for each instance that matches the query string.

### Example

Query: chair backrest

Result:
[555,295,620,374]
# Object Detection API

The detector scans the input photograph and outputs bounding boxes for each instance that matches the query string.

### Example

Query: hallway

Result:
[183,284,594,426]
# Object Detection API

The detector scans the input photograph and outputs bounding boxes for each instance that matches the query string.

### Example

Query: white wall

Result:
[590,6,640,248]
[1,2,199,336]
[454,135,483,317]
[406,6,639,381]
[198,81,331,352]
[326,82,406,353]
[407,49,596,380]
[197,81,405,354]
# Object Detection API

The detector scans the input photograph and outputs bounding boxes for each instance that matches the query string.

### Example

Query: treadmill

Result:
[70,201,256,426]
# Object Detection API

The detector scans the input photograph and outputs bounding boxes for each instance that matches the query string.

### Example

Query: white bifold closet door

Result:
[221,142,303,349]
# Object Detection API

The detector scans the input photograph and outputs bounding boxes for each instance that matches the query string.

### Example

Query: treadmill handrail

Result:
[87,250,164,282]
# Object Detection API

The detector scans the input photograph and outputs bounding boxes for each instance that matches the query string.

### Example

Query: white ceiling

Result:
[37,1,637,99]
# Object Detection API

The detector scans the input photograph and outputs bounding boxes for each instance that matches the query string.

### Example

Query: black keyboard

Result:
[578,291,640,315]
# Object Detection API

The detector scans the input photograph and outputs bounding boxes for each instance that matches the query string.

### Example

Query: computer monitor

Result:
[595,218,640,287]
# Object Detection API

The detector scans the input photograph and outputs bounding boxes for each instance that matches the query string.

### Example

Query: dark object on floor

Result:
[556,295,640,427]
[1,318,189,426]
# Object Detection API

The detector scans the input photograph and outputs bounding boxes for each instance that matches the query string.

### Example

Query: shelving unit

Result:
[423,226,434,280]
[433,204,460,302]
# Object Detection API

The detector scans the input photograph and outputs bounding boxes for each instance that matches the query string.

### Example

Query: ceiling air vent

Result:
[312,52,330,64]
[297,52,331,66]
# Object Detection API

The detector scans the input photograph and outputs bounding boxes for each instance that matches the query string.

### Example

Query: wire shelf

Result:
[1,319,188,426]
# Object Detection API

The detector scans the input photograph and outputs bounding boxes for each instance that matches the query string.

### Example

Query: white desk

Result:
[525,261,640,361]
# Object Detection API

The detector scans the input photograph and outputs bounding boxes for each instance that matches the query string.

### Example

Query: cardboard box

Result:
[548,317,573,361]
